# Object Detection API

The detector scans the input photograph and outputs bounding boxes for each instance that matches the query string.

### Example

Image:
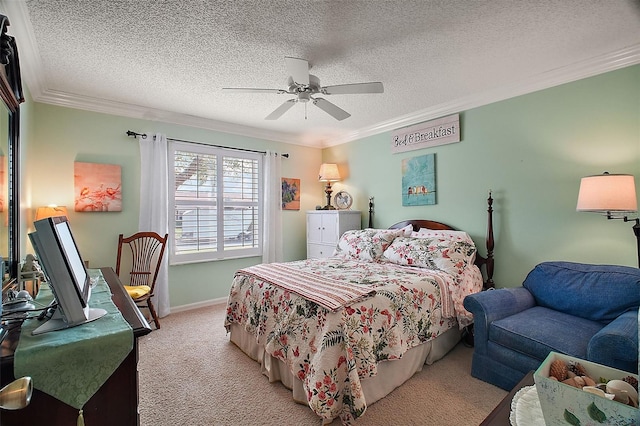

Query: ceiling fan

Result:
[222,57,384,121]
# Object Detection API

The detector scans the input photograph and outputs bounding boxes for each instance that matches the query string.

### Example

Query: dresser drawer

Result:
[307,243,336,259]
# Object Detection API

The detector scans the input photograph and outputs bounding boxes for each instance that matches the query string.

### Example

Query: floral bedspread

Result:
[225,257,480,424]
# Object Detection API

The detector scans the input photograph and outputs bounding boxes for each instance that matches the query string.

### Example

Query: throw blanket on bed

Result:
[393,264,455,318]
[236,262,377,312]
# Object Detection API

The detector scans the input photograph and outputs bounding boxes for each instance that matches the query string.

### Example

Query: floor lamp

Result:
[576,172,639,267]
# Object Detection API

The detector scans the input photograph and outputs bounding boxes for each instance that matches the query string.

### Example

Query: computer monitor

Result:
[28,216,106,335]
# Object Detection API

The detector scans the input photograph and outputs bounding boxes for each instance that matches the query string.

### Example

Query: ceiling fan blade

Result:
[222,87,287,94]
[322,82,384,95]
[265,99,297,120]
[284,57,309,86]
[312,98,351,121]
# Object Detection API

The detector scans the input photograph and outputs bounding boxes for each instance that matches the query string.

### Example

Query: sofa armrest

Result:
[463,288,536,354]
[588,310,639,374]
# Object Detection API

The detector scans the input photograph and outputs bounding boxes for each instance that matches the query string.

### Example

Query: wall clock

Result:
[334,191,353,210]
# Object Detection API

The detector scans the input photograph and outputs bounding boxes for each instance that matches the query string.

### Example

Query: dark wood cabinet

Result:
[1,267,151,426]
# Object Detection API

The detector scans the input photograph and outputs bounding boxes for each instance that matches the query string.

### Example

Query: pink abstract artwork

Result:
[74,162,122,212]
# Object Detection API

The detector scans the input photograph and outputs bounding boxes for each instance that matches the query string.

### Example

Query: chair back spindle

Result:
[116,231,168,329]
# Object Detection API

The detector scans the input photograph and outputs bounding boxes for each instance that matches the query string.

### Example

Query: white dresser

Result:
[306,210,361,259]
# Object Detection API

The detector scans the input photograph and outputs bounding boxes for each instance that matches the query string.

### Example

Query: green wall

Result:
[23,104,323,308]
[20,64,640,308]
[324,65,640,287]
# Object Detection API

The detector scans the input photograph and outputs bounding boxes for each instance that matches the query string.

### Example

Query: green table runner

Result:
[14,269,133,409]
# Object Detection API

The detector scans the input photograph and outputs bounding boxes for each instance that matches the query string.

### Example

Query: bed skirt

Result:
[228,324,462,409]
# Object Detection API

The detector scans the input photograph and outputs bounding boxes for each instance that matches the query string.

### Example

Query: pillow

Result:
[398,224,413,237]
[124,285,151,299]
[380,224,413,237]
[333,228,403,261]
[412,228,472,242]
[523,261,640,323]
[411,229,476,263]
[382,236,477,279]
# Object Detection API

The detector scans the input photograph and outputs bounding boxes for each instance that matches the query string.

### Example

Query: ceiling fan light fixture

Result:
[223,57,384,121]
[298,92,311,102]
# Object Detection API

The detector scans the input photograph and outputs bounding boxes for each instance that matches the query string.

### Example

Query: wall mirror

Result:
[0,14,24,285]
[0,104,8,276]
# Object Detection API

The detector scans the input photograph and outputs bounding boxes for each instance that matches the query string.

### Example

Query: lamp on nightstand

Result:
[576,172,639,267]
[318,163,341,210]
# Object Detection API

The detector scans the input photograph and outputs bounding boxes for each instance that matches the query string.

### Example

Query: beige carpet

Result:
[138,304,507,425]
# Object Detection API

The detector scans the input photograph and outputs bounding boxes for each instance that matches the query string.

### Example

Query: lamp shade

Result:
[35,205,68,221]
[318,163,341,182]
[576,173,637,213]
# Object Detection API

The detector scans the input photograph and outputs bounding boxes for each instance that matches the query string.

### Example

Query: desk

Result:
[0,267,151,426]
[480,371,535,425]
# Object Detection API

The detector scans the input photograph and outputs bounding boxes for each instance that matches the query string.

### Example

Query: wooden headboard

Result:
[388,193,495,289]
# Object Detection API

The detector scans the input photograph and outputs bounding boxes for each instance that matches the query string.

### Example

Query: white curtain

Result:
[138,133,170,318]
[262,151,283,263]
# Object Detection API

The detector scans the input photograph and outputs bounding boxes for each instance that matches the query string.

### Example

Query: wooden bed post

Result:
[368,197,374,228]
[387,192,496,289]
[485,191,495,288]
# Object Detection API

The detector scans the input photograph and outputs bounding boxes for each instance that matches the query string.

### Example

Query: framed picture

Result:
[281,177,300,210]
[74,162,122,212]
[402,153,436,206]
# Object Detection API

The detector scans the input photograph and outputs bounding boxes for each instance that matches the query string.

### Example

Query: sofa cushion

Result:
[522,261,640,323]
[489,306,604,361]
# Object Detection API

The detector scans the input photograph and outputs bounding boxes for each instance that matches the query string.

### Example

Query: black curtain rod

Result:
[126,130,289,158]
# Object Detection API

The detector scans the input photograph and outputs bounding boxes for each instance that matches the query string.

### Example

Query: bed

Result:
[225,196,495,424]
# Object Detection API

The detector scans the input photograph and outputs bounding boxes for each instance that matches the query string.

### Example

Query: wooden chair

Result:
[115,232,168,329]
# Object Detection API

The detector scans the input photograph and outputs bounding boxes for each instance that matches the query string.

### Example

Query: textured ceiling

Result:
[2,0,640,146]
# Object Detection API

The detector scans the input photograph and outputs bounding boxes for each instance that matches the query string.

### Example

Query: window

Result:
[169,141,262,264]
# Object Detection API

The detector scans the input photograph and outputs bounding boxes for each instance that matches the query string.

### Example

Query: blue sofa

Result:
[463,261,640,390]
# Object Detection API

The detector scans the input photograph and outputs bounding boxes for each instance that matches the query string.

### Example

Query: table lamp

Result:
[576,172,639,267]
[318,163,341,210]
[34,205,68,221]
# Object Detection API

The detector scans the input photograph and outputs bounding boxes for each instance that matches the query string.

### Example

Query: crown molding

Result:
[1,0,46,98]
[324,43,640,147]
[3,0,639,149]
[35,87,308,145]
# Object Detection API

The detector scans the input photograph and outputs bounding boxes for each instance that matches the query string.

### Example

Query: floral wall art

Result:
[74,162,122,212]
[281,177,300,210]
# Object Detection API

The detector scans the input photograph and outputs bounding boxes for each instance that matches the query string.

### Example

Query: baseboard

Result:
[169,297,227,314]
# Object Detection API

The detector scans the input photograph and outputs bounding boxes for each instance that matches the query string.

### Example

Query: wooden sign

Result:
[391,113,460,153]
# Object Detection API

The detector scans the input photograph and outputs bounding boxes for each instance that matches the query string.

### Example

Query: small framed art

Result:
[74,162,122,212]
[401,153,436,206]
[281,177,300,210]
